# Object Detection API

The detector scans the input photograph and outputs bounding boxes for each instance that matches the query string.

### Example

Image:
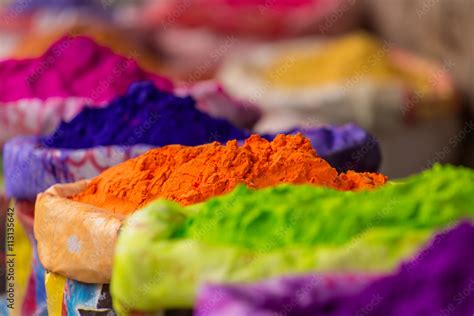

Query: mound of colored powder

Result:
[0,35,172,103]
[38,80,381,171]
[195,222,474,316]
[11,24,162,73]
[284,124,381,172]
[264,32,430,92]
[326,221,474,315]
[73,134,387,214]
[110,165,473,311]
[39,81,248,149]
[197,274,377,316]
[177,164,474,250]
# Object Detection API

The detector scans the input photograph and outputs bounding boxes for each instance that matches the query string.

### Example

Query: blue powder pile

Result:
[40,81,250,149]
[38,81,381,172]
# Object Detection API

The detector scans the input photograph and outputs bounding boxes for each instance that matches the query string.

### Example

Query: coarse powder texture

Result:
[110,165,472,311]
[11,24,162,73]
[73,134,387,214]
[324,221,474,315]
[178,164,474,250]
[0,35,172,103]
[194,222,474,316]
[39,81,249,149]
[38,81,380,173]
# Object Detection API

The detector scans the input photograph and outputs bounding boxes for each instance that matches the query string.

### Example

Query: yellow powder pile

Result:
[264,32,431,92]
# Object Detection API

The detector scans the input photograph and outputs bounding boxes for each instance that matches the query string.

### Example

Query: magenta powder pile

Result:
[0,35,172,103]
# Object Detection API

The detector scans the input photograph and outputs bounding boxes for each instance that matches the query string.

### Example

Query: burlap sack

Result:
[34,180,123,284]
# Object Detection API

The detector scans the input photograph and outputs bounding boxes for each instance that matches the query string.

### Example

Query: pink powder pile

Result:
[0,35,173,103]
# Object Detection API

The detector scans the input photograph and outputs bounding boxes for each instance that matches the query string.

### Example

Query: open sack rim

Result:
[34,179,124,284]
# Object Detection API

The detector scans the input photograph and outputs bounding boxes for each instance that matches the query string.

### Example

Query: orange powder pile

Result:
[72,134,387,215]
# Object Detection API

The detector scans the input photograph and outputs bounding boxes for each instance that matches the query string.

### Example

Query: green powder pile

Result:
[112,164,474,311]
[179,164,474,251]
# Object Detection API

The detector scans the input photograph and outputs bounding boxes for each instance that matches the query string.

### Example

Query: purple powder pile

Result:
[284,125,381,172]
[336,221,474,316]
[196,221,474,316]
[0,36,172,103]
[39,81,249,149]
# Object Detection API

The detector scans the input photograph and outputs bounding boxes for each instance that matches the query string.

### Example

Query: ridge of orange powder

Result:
[72,134,387,215]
